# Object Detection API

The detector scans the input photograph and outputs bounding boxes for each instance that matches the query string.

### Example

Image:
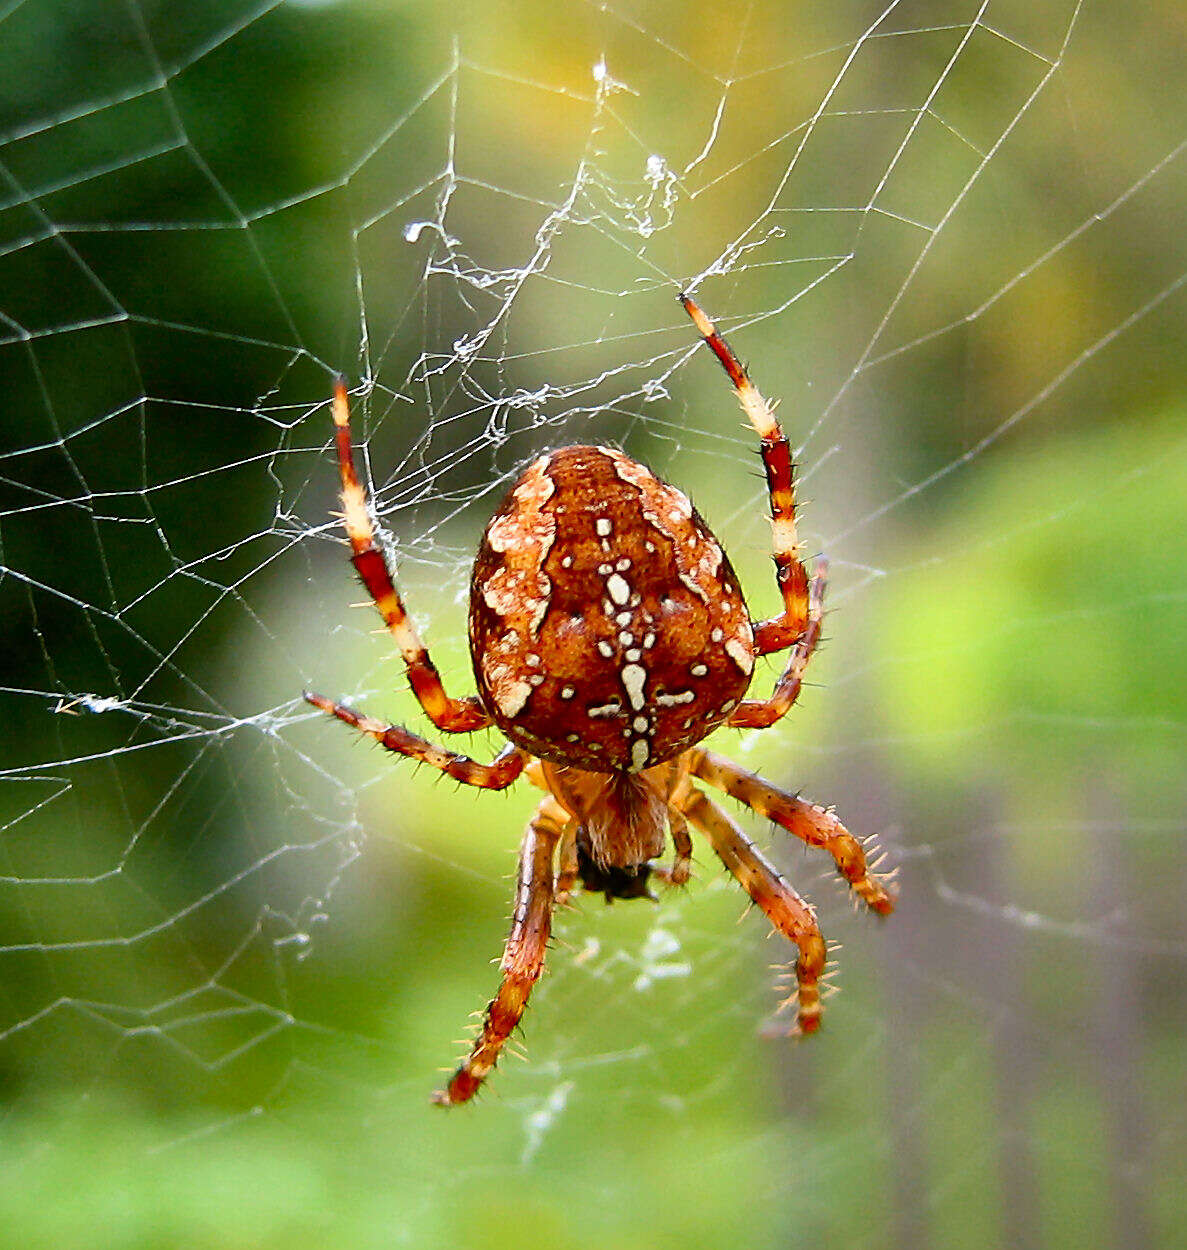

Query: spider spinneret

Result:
[305,293,897,1107]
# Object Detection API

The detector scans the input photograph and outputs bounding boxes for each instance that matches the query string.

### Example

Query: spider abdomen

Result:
[469,445,755,772]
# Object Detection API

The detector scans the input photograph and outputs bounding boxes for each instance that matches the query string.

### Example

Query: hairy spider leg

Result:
[553,819,580,904]
[690,748,896,916]
[679,293,810,657]
[302,693,527,788]
[434,796,567,1106]
[328,376,489,733]
[678,785,828,1035]
[523,760,580,903]
[665,805,693,885]
[728,560,826,730]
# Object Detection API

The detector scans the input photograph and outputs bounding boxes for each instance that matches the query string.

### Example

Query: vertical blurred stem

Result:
[982,794,1043,1250]
[1087,781,1152,1250]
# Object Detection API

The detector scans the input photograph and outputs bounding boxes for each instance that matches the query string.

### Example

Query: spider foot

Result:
[649,856,692,888]
[431,1071,481,1108]
[760,995,823,1039]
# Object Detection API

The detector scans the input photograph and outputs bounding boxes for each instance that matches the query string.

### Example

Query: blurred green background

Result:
[1,1,1185,1247]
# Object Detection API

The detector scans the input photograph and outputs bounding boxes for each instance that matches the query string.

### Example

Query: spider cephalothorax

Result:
[305,293,897,1106]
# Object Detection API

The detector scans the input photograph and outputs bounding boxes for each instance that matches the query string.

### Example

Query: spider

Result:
[305,294,896,1106]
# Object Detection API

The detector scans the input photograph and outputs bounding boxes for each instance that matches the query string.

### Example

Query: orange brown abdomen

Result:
[469,445,755,772]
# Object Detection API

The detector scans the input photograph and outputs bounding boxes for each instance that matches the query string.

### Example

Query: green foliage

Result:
[874,409,1187,790]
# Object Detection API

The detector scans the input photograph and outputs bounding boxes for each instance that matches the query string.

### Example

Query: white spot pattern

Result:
[621,663,647,710]
[606,573,630,605]
[726,636,754,675]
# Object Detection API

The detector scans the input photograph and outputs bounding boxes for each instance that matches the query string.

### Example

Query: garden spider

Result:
[305,294,896,1106]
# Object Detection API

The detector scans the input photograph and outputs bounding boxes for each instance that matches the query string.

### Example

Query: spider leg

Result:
[727,558,825,730]
[521,759,579,900]
[680,293,810,656]
[303,691,526,788]
[554,817,580,904]
[690,747,896,915]
[663,805,693,886]
[677,784,827,1034]
[327,376,489,733]
[434,795,566,1106]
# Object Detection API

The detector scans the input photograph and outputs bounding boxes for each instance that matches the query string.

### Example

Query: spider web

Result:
[2,0,1185,1244]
